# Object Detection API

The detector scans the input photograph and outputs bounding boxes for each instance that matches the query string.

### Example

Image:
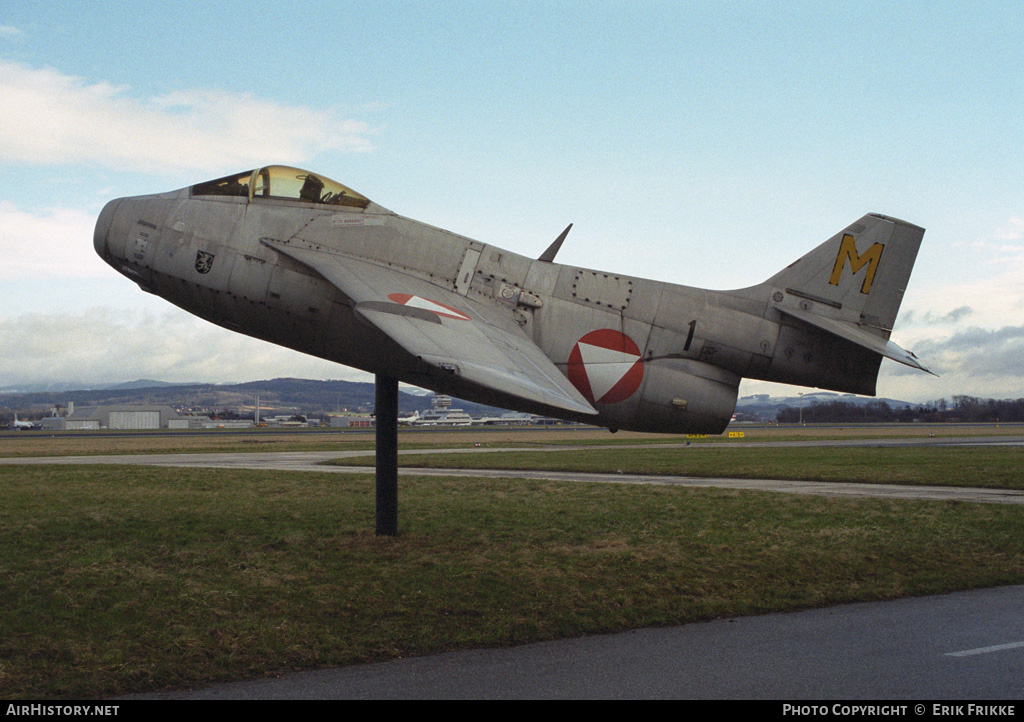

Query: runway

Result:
[4,434,1024,506]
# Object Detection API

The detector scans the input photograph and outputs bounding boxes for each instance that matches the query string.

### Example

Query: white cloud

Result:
[0,60,375,174]
[899,270,1024,339]
[878,219,1024,401]
[0,25,21,39]
[0,201,115,280]
[0,307,370,389]
[898,216,1024,339]
[881,326,1024,400]
[992,216,1024,242]
[915,326,1024,377]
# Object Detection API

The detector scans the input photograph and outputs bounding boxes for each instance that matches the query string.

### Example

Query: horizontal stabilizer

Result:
[780,306,934,374]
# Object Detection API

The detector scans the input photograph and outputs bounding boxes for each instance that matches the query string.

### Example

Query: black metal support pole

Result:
[375,374,399,536]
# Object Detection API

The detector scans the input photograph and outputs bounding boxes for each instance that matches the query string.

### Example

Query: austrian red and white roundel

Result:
[567,329,644,405]
[387,293,471,321]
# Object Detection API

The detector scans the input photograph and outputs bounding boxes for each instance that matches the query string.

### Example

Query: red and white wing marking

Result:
[567,329,644,405]
[387,293,471,321]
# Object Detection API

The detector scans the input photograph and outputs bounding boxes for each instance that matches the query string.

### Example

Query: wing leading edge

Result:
[261,239,598,417]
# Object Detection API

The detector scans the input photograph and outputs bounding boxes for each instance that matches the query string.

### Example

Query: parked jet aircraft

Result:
[93,165,930,435]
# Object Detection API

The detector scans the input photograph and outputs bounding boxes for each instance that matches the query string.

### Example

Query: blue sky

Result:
[1,1,1022,402]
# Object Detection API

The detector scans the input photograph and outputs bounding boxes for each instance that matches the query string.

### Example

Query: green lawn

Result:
[3,462,1024,698]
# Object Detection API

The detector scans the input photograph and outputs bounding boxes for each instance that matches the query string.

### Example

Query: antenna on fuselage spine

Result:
[538,224,573,263]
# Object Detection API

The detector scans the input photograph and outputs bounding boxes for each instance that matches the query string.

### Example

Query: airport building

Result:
[329,416,375,428]
[39,404,184,431]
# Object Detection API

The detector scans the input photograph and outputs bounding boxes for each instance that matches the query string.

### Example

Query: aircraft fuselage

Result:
[95,167,924,434]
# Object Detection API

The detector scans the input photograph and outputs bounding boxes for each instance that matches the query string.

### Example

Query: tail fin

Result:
[740,214,931,390]
[766,213,923,333]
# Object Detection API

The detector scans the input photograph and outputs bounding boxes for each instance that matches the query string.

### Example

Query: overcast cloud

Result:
[0,308,358,390]
[0,201,110,280]
[1,7,1022,403]
[0,60,374,174]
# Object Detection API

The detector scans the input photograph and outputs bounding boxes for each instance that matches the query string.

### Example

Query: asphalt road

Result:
[126,584,1024,699]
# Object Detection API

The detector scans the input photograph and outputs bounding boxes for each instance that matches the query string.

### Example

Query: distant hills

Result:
[0,379,187,394]
[734,391,914,420]
[5,379,1003,423]
[102,379,187,390]
[0,378,504,418]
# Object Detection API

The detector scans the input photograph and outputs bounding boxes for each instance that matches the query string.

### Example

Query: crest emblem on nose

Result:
[195,250,216,274]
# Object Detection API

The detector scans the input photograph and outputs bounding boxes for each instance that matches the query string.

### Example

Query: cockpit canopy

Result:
[190,165,371,209]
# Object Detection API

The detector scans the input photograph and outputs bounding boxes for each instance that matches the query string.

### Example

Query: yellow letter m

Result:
[829,234,884,294]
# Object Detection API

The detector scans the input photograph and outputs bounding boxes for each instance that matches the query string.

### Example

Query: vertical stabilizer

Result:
[759,213,925,339]
[733,214,929,395]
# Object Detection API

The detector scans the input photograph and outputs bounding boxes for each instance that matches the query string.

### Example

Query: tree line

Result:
[776,396,1024,424]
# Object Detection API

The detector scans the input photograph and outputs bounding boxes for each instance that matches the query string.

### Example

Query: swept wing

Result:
[261,238,597,417]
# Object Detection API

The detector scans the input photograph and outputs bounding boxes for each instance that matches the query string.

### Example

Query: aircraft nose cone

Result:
[93,198,122,261]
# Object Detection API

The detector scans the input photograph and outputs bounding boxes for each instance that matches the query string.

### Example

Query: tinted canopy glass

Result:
[192,166,370,209]
[191,170,253,198]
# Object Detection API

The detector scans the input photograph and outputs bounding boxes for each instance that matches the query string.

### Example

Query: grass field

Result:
[1,426,1023,698]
